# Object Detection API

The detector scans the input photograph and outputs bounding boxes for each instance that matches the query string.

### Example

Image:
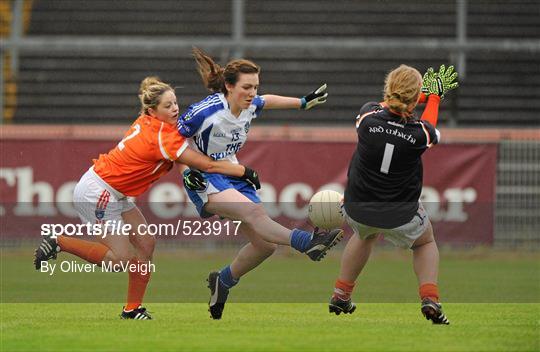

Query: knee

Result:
[103,250,132,267]
[254,241,277,258]
[132,235,156,261]
[240,205,267,225]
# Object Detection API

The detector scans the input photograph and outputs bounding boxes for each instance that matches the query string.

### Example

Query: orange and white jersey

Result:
[93,115,188,197]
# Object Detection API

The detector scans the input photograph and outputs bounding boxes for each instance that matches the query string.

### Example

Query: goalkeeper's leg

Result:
[412,223,449,325]
[329,234,378,315]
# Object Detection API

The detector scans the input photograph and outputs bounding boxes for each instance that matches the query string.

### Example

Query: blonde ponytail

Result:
[383,65,422,117]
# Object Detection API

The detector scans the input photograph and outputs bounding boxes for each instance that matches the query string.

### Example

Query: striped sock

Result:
[290,229,313,252]
[334,279,355,300]
[219,265,239,289]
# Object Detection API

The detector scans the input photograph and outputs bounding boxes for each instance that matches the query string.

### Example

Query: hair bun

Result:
[140,76,162,93]
[138,76,173,115]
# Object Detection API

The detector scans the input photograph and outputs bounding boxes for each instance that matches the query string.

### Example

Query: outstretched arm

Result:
[262,83,328,110]
[419,64,459,126]
[262,95,302,109]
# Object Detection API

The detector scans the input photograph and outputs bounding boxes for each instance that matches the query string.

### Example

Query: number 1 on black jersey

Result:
[380,143,395,174]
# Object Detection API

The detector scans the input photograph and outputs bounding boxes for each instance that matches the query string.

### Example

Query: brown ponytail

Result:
[192,47,261,95]
[192,47,225,93]
[383,65,422,118]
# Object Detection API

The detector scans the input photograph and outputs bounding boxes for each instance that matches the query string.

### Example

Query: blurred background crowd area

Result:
[1,0,539,126]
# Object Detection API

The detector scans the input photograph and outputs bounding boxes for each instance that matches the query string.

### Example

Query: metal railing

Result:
[496,141,540,248]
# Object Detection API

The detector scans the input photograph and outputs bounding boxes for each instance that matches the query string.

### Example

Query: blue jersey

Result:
[177,93,265,163]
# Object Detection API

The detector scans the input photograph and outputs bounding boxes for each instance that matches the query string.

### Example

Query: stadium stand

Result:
[7,0,540,126]
[467,1,540,38]
[27,0,231,36]
[244,1,456,38]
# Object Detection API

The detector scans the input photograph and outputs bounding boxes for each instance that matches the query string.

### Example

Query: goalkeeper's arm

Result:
[420,95,441,127]
[417,92,428,104]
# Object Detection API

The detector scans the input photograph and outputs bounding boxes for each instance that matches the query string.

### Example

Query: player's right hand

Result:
[436,64,459,98]
[242,166,261,190]
[183,169,207,191]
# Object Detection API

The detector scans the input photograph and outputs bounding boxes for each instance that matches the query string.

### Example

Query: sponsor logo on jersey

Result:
[95,209,105,220]
[387,121,405,128]
[368,126,417,144]
[181,123,190,133]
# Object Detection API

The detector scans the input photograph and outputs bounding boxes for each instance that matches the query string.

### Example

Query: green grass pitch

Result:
[2,303,538,352]
[1,246,539,351]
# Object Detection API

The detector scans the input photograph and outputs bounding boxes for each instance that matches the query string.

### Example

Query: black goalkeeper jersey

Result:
[344,102,440,228]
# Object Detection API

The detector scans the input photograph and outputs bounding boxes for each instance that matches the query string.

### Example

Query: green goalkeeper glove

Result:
[300,84,328,110]
[437,64,459,98]
[421,67,438,96]
[422,65,459,99]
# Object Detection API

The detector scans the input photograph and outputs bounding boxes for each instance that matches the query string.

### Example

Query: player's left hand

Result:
[242,166,261,190]
[300,84,328,110]
[183,169,207,191]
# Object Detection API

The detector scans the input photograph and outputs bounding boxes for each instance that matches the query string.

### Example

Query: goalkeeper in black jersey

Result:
[329,64,458,325]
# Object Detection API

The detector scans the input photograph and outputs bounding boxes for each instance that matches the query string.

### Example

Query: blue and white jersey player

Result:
[177,92,265,212]
[176,47,342,321]
[181,92,262,163]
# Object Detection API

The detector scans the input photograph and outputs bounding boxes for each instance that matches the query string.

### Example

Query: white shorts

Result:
[72,167,136,226]
[343,203,430,249]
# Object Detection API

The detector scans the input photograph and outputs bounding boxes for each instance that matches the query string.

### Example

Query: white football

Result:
[308,190,344,230]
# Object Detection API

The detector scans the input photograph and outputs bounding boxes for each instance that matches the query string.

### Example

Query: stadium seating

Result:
[9,0,540,125]
[27,0,231,36]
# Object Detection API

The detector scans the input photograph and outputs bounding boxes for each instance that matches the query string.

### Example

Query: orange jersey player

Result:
[94,114,188,197]
[34,76,259,320]
[92,114,189,197]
